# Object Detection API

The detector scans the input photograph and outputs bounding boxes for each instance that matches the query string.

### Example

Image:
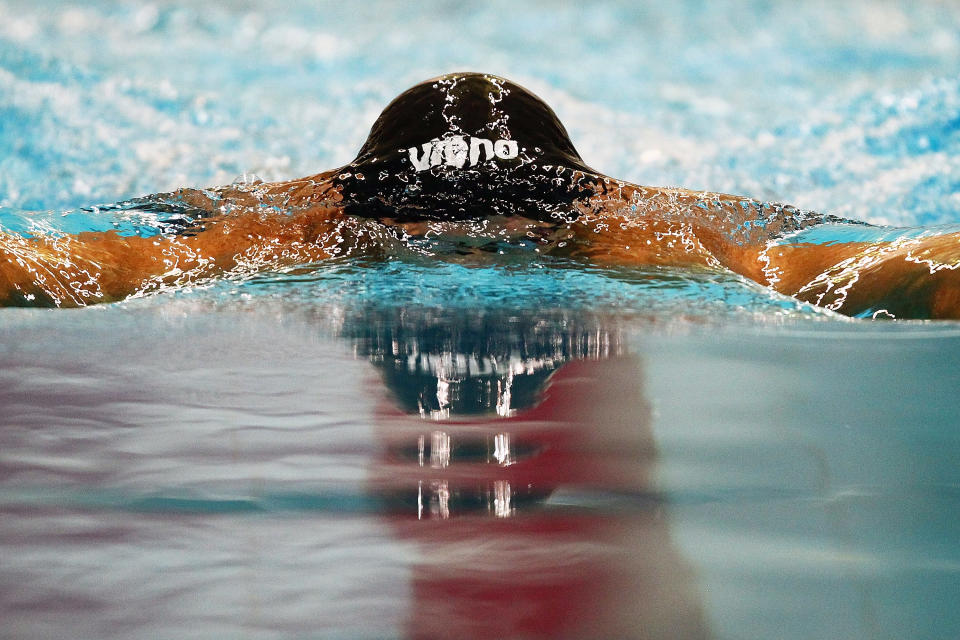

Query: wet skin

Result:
[3,170,958,318]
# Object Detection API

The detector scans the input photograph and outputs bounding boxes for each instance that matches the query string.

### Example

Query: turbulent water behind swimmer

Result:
[4,1,960,229]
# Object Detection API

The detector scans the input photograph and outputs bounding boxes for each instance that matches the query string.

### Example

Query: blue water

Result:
[4,1,960,226]
[2,1,960,639]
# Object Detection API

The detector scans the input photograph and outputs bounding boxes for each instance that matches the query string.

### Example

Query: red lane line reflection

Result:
[370,356,709,640]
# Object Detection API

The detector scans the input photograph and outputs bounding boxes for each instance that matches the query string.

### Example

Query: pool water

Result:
[2,1,960,639]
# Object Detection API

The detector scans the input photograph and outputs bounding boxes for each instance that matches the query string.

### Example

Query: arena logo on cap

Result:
[407,136,519,171]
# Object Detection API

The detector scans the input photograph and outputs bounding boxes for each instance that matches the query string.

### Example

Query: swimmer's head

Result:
[335,72,596,222]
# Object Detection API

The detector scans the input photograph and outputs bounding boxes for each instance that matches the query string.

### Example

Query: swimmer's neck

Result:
[381,215,560,237]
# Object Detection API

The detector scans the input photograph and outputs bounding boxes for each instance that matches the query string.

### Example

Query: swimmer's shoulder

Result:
[587,176,757,215]
[236,168,343,208]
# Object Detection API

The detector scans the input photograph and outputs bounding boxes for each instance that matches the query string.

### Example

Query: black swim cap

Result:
[335,73,596,221]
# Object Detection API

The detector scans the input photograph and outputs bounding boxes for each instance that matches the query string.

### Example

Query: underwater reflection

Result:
[345,309,709,640]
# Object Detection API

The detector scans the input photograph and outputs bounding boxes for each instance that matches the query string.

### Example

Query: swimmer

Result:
[2,72,959,318]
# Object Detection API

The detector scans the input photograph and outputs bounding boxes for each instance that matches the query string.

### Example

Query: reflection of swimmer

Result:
[352,308,708,639]
[2,72,959,318]
[372,358,708,640]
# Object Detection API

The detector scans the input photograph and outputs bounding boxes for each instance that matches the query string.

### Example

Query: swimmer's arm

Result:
[0,171,345,307]
[686,213,960,319]
[575,181,960,318]
[679,218,960,319]
[0,209,338,307]
[740,233,960,319]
